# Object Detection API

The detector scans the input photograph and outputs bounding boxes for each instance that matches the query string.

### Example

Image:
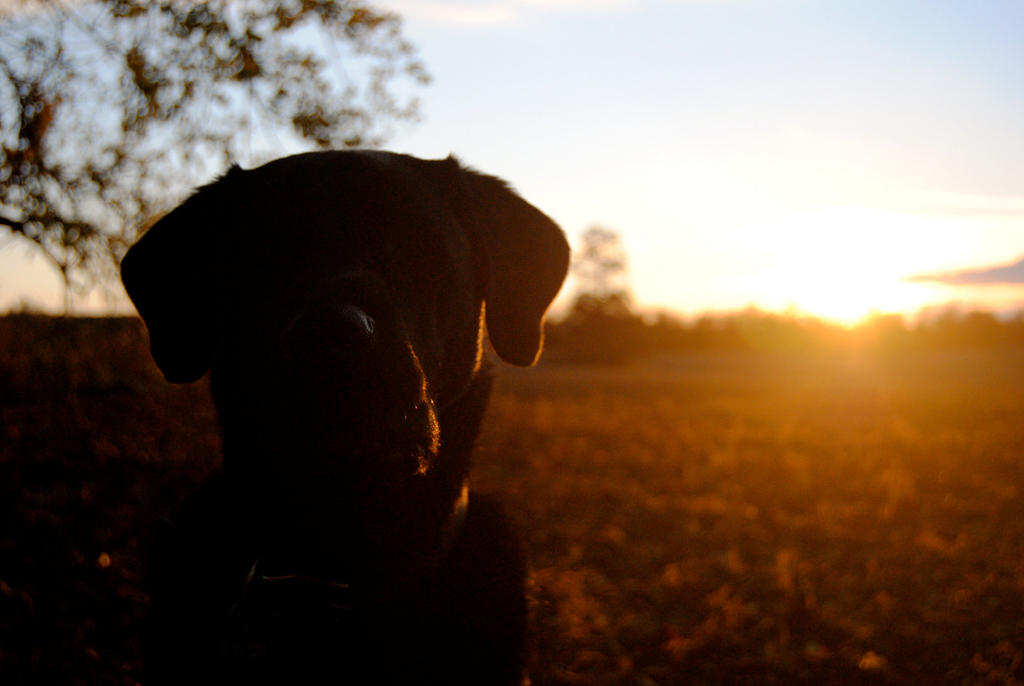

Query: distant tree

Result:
[854,312,910,352]
[551,226,645,363]
[570,224,633,317]
[0,0,428,310]
[918,309,1009,348]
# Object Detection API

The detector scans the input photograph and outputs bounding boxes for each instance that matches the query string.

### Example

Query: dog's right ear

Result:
[121,168,241,383]
[443,158,570,367]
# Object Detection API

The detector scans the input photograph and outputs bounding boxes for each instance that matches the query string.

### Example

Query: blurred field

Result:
[2,315,1023,685]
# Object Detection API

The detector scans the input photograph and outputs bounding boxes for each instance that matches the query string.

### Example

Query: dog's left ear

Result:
[120,169,241,383]
[447,158,570,366]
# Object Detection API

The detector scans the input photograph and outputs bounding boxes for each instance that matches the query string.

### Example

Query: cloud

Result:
[520,0,634,8]
[911,191,1024,219]
[908,257,1024,285]
[382,0,642,26]
[0,0,56,18]
[383,2,513,26]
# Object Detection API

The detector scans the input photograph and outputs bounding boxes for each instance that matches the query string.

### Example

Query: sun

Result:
[782,273,937,327]
[741,208,951,326]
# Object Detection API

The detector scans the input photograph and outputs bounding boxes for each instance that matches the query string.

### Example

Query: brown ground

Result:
[2,315,1022,684]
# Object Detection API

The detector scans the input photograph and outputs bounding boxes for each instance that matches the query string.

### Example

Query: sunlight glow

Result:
[732,208,965,326]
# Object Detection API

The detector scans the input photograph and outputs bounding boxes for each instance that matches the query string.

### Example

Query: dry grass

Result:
[482,353,1024,685]
[2,316,1022,684]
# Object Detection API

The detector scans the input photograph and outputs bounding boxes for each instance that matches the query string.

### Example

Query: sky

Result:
[3,0,1024,324]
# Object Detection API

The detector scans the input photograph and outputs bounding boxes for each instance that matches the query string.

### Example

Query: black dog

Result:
[121,150,569,684]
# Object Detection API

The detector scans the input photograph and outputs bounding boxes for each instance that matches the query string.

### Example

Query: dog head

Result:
[121,151,568,564]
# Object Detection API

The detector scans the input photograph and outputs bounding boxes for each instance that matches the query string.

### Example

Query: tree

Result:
[553,225,644,364]
[0,0,428,310]
[570,224,632,316]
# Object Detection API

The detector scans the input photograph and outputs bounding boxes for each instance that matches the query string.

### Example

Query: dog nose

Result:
[280,304,376,359]
[332,304,376,345]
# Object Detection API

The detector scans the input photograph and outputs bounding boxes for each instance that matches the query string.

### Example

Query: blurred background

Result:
[1,1,1023,684]
[2,0,1023,325]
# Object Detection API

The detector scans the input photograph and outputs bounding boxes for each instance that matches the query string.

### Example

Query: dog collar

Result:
[440,478,470,557]
[229,478,470,618]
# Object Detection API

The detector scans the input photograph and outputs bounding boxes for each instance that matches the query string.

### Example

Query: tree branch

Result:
[0,213,25,233]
